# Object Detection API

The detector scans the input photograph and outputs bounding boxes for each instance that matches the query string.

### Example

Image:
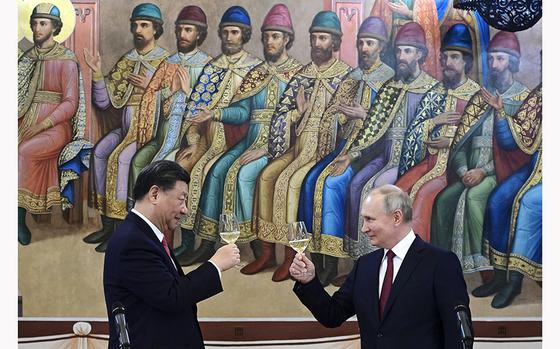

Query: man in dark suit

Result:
[290,184,471,348]
[103,160,240,349]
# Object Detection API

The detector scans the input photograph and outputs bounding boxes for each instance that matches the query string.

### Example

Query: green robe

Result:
[431,81,529,272]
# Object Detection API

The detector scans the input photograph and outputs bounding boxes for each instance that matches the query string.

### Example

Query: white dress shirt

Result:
[378,230,416,297]
[131,209,222,279]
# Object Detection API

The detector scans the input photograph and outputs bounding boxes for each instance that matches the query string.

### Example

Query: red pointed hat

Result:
[261,4,294,34]
[489,31,521,58]
[394,22,426,50]
[175,5,207,28]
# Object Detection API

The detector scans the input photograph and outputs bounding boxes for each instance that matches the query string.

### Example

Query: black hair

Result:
[133,160,190,201]
[130,19,164,40]
[260,31,295,50]
[196,25,208,46]
[332,33,341,52]
[440,50,474,74]
[218,25,252,44]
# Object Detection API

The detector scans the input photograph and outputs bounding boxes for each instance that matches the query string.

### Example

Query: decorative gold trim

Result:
[32,90,62,104]
[18,187,61,214]
[307,234,349,258]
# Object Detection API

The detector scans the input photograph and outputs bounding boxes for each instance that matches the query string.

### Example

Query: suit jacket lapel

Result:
[381,236,425,321]
[170,250,184,276]
[369,250,384,324]
[128,212,180,276]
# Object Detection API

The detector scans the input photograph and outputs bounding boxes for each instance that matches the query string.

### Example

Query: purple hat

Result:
[357,16,388,43]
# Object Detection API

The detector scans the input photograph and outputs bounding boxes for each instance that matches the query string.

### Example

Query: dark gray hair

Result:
[369,185,413,223]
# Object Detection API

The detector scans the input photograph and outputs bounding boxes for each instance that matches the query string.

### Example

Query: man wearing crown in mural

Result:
[431,31,530,280]
[245,11,352,282]
[185,4,303,265]
[296,16,394,286]
[170,6,262,263]
[126,5,212,251]
[395,23,480,243]
[84,3,169,252]
[18,2,91,245]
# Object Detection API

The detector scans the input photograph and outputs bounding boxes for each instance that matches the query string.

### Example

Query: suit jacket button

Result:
[377,333,383,338]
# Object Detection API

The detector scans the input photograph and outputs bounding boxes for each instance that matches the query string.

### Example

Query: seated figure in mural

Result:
[297,16,394,286]
[84,3,169,252]
[245,11,352,282]
[169,6,262,262]
[431,31,530,276]
[18,3,91,245]
[437,0,490,86]
[185,4,303,265]
[395,23,480,241]
[471,82,541,309]
[126,5,212,251]
[322,23,437,275]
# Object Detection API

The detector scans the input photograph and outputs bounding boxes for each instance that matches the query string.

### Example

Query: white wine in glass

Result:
[219,213,240,245]
[288,221,310,253]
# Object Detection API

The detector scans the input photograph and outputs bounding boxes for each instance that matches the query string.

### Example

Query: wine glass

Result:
[219,213,240,245]
[287,221,311,275]
[219,213,241,267]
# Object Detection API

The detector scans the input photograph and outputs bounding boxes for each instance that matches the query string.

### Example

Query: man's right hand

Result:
[289,253,316,284]
[83,48,101,74]
[331,154,351,176]
[176,145,197,163]
[296,86,310,116]
[209,244,240,271]
[433,111,461,126]
[172,67,191,94]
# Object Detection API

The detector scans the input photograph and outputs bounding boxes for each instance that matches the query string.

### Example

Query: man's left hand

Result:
[191,106,213,124]
[338,101,367,120]
[462,168,485,187]
[19,124,44,143]
[239,149,267,165]
[128,73,150,89]
[480,87,503,110]
[386,0,413,18]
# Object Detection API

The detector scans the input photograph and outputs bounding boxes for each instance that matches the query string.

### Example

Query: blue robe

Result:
[193,58,302,243]
[483,84,541,280]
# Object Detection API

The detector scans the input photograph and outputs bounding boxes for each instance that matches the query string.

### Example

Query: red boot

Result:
[240,241,276,275]
[272,246,296,282]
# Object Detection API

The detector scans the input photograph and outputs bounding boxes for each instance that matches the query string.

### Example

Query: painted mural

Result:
[18,0,541,318]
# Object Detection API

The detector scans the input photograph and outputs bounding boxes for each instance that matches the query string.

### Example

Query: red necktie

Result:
[379,250,396,320]
[162,237,172,259]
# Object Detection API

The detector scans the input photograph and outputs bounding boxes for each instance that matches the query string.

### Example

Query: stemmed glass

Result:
[219,213,241,267]
[287,221,311,275]
[219,213,240,245]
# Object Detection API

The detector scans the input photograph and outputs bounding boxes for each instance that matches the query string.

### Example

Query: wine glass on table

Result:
[219,212,241,267]
[287,221,311,276]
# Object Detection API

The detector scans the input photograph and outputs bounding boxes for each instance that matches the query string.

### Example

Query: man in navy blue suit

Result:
[290,184,470,348]
[103,160,240,348]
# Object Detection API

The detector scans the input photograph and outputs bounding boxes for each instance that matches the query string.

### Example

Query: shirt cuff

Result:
[208,260,222,280]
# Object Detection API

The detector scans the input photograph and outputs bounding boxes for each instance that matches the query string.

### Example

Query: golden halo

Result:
[18,0,76,43]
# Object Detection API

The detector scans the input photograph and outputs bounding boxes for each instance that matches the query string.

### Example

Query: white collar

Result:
[384,230,416,260]
[131,208,164,243]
